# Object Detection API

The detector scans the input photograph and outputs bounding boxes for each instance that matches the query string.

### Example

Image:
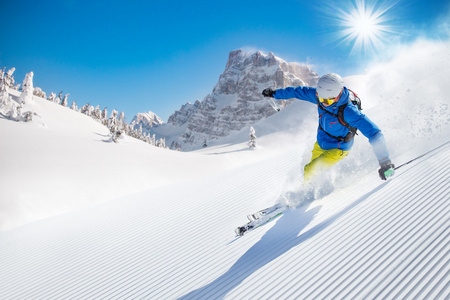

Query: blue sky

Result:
[1,0,448,121]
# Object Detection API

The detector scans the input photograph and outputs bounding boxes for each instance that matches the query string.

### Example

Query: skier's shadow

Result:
[178,204,320,300]
[178,183,385,300]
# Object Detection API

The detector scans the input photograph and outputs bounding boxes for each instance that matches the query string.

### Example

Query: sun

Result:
[353,14,377,37]
[321,0,399,57]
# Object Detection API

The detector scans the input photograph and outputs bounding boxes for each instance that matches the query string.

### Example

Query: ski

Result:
[247,203,284,222]
[235,204,287,236]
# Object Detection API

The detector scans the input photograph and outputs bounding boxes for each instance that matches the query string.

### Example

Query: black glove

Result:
[262,88,275,98]
[378,160,395,180]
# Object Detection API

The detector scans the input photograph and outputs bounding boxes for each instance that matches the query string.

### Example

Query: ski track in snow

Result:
[0,142,449,300]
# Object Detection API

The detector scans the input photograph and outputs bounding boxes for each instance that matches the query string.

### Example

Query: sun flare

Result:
[321,0,399,56]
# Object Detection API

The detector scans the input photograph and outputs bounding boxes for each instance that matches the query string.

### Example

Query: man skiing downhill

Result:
[235,74,394,236]
[262,73,395,182]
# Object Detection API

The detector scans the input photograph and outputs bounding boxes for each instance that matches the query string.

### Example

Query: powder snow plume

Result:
[362,39,450,153]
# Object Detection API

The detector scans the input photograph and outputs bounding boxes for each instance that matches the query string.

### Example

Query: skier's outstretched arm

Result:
[262,86,317,104]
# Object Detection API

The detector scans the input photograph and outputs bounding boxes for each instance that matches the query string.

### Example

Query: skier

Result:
[262,73,395,182]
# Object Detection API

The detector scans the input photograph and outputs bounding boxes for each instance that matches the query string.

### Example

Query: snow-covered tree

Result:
[0,81,22,121]
[108,109,118,132]
[4,67,16,88]
[248,126,257,149]
[61,93,69,107]
[118,111,125,129]
[88,105,94,116]
[19,71,34,104]
[157,137,166,148]
[70,101,78,111]
[33,87,46,98]
[101,107,108,124]
[143,133,150,144]
[0,70,5,91]
[0,82,12,113]
[110,109,118,119]
[93,105,101,120]
[124,123,132,136]
[81,103,91,116]
[47,92,56,103]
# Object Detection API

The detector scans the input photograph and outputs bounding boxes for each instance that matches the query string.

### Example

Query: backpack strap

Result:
[337,103,358,136]
[318,123,356,143]
[317,97,358,143]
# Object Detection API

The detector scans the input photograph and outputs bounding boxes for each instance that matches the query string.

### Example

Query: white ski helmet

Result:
[316,73,344,99]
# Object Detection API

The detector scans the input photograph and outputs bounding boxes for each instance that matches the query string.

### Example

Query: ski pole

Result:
[394,140,450,170]
[268,98,281,112]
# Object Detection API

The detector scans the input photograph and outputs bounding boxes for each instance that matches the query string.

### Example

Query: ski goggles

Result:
[318,96,337,105]
[317,90,342,106]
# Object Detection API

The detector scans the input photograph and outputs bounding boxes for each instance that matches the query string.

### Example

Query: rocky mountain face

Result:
[167,101,201,127]
[159,50,319,150]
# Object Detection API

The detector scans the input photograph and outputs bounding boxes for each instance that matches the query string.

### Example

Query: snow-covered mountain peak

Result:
[225,49,276,70]
[131,111,164,129]
[158,49,319,150]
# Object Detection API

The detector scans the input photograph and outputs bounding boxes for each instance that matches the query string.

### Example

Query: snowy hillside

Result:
[0,39,449,299]
[0,90,242,231]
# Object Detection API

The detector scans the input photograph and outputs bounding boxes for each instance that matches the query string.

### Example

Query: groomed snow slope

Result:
[0,141,448,299]
[1,39,449,299]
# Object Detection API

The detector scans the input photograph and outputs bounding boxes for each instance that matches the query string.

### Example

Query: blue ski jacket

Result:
[273,86,391,164]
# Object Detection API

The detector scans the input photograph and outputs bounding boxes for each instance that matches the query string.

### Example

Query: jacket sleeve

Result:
[345,105,391,164]
[273,86,317,104]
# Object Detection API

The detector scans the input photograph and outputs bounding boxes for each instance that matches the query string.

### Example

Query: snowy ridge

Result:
[0,142,448,299]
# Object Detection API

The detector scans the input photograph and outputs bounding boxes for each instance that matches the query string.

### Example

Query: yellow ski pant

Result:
[304,142,350,182]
